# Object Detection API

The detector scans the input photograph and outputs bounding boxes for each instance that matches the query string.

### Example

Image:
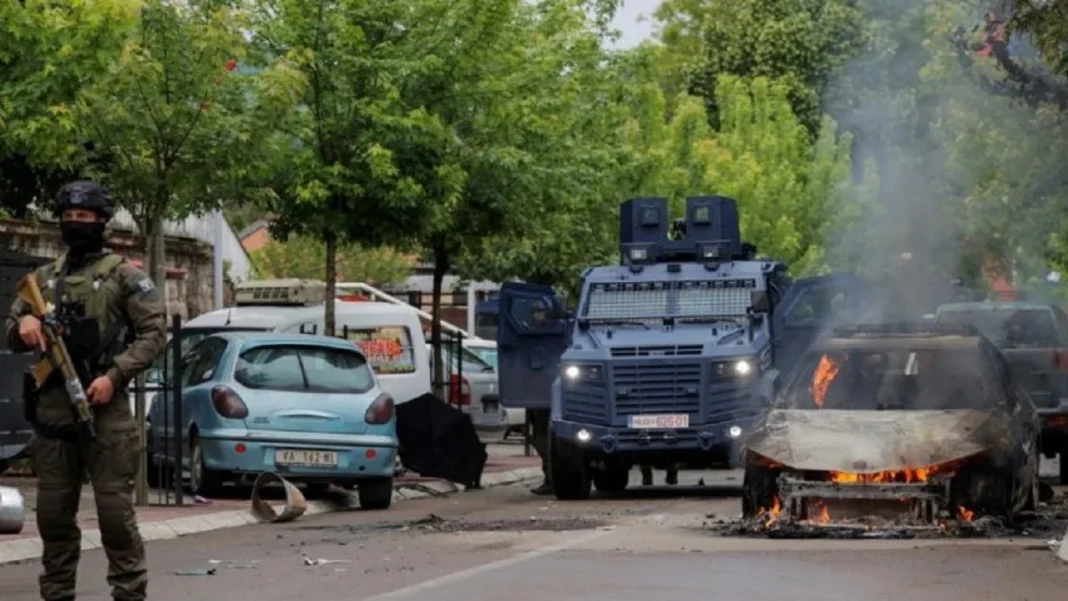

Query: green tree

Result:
[0,0,139,215]
[613,73,859,275]
[72,1,302,288]
[249,0,441,337]
[250,234,412,286]
[661,0,868,136]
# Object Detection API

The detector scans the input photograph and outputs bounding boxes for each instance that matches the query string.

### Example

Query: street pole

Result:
[212,209,224,310]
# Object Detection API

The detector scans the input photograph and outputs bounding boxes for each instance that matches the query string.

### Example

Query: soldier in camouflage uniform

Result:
[6,181,166,601]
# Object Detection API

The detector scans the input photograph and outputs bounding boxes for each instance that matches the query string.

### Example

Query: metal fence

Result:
[131,314,184,507]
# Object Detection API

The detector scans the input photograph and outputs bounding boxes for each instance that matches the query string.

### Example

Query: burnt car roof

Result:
[813,322,986,352]
[816,334,981,352]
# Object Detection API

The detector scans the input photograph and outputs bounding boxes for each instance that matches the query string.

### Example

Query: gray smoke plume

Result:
[820,0,1057,316]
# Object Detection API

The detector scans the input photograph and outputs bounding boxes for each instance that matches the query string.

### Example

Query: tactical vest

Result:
[42,252,128,370]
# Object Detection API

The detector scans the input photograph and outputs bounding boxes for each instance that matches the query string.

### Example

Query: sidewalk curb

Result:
[0,466,541,566]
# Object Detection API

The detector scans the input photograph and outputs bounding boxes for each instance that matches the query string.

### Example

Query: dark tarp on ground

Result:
[395,393,487,487]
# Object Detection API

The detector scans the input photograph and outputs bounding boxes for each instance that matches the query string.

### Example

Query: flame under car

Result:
[741,327,1042,526]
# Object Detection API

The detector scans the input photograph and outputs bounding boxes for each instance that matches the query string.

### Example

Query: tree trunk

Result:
[430,243,450,399]
[324,230,338,337]
[144,213,167,313]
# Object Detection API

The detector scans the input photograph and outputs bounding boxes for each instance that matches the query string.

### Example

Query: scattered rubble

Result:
[707,494,1068,541]
[399,513,610,533]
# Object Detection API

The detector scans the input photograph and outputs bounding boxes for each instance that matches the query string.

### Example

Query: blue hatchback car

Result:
[147,332,398,509]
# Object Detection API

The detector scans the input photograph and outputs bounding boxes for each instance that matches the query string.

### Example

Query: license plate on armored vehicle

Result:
[275,449,338,467]
[628,414,689,429]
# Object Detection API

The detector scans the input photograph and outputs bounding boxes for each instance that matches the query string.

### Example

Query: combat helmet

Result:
[57,181,115,221]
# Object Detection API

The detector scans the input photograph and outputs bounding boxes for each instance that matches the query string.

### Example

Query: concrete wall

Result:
[0,219,214,320]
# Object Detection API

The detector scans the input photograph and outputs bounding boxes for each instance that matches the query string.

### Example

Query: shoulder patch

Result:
[125,269,161,303]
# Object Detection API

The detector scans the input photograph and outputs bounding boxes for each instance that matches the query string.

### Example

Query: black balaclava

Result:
[60,219,107,260]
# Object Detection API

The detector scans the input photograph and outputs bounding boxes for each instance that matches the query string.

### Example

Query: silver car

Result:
[427,344,508,441]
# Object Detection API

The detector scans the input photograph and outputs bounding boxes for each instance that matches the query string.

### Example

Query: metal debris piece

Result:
[0,486,25,535]
[251,472,307,523]
[303,557,352,566]
[175,568,217,576]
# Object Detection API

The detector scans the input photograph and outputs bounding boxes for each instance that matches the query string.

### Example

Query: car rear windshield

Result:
[784,347,996,411]
[234,345,375,394]
[936,309,1059,348]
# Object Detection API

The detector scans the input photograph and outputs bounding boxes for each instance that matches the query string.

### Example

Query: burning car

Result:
[741,323,1042,527]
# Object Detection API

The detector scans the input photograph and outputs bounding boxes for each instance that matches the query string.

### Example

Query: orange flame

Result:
[810,355,839,408]
[811,499,831,524]
[828,467,932,484]
[756,496,783,526]
[957,506,975,522]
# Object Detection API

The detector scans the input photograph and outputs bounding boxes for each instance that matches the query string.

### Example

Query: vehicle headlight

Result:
[733,359,752,376]
[728,425,743,438]
[563,364,602,382]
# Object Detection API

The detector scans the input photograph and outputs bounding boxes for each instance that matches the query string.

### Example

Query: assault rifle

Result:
[15,273,96,438]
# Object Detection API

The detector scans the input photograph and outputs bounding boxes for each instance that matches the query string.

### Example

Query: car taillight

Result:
[449,374,471,406]
[1054,349,1068,371]
[365,392,395,424]
[211,385,249,419]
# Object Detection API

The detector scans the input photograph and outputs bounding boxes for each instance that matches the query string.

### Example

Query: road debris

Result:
[710,496,1068,540]
[302,556,352,566]
[400,513,610,533]
[208,559,260,569]
[174,568,217,576]
[0,485,25,535]
[251,471,307,524]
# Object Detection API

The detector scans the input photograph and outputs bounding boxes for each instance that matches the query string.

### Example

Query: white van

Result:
[145,279,432,405]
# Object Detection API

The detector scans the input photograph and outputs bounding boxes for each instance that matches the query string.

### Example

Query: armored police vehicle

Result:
[497,196,883,500]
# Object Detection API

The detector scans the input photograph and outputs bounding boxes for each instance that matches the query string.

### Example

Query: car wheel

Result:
[189,436,224,498]
[593,466,629,493]
[549,435,591,500]
[358,477,394,510]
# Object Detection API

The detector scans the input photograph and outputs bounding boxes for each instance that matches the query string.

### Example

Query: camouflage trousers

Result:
[31,422,145,601]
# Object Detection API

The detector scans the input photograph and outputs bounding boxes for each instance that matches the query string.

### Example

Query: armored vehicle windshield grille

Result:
[583,279,757,319]
[585,282,669,319]
[612,363,702,415]
[676,282,751,317]
[610,345,703,357]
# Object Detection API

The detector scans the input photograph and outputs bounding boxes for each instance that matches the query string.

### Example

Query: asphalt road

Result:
[1,464,1066,601]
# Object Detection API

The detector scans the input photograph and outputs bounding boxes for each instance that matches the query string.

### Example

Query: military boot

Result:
[665,466,678,486]
[530,480,553,495]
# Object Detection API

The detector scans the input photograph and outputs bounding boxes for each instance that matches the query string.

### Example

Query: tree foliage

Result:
[0,0,140,215]
[250,234,412,285]
[665,0,868,136]
[70,1,302,287]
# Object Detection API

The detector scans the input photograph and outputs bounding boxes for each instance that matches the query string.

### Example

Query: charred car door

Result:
[497,282,569,411]
[771,273,870,377]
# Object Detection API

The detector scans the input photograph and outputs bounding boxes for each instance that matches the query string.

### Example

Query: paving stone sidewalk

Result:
[0,445,539,565]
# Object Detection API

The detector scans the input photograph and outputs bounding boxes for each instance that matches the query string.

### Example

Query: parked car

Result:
[426,343,508,441]
[146,332,398,509]
[934,301,1068,484]
[455,339,523,437]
